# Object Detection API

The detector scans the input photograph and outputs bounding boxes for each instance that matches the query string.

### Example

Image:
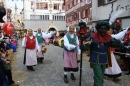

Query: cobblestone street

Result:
[11,40,130,86]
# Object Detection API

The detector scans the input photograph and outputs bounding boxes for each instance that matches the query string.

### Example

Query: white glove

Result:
[70,45,76,50]
[78,49,81,55]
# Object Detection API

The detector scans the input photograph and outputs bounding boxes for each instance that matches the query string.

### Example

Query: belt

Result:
[92,50,107,54]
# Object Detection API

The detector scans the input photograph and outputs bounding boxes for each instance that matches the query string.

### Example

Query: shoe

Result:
[27,66,30,70]
[77,60,80,63]
[71,73,76,80]
[121,68,127,71]
[30,66,35,71]
[93,83,96,86]
[64,75,69,83]
[125,72,130,75]
[9,82,19,86]
[113,78,121,82]
[40,60,43,63]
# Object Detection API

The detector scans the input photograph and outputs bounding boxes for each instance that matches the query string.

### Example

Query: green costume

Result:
[36,33,44,44]
[80,21,122,86]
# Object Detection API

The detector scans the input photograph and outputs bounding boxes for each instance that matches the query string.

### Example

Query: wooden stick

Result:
[114,51,130,56]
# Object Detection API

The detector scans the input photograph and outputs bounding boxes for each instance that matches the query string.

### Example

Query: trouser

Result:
[92,64,106,86]
[37,58,44,62]
[127,58,130,73]
[6,69,14,85]
[123,58,128,70]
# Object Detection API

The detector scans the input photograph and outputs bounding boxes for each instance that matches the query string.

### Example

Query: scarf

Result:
[92,32,111,43]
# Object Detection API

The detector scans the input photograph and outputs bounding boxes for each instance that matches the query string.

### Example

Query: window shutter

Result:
[72,0,74,6]
[81,11,83,19]
[86,9,88,17]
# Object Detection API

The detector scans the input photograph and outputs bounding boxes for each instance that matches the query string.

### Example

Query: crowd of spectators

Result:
[0,26,19,86]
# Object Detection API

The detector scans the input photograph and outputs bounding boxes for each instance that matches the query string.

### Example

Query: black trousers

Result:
[127,58,130,73]
[6,69,14,85]
[37,58,44,61]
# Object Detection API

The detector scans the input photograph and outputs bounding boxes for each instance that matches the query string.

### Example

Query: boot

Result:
[125,72,130,75]
[113,78,121,82]
[40,58,43,63]
[30,66,35,71]
[64,75,69,83]
[77,60,80,63]
[27,66,30,70]
[93,83,96,86]
[71,73,76,80]
[9,82,19,86]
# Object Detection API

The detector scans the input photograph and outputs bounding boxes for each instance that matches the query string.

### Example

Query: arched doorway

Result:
[46,26,58,32]
[48,27,56,32]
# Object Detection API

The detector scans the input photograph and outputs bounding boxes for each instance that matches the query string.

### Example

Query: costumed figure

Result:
[35,28,53,63]
[80,21,122,86]
[22,29,40,71]
[120,28,130,72]
[123,27,130,75]
[63,25,81,83]
[35,28,45,63]
[104,28,129,81]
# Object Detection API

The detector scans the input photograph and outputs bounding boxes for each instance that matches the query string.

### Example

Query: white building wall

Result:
[92,0,130,22]
[24,1,31,20]
[24,20,66,31]
[122,18,130,29]
[24,0,65,20]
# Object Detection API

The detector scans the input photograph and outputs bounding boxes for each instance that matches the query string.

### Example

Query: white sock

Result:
[64,71,67,75]
[71,71,74,74]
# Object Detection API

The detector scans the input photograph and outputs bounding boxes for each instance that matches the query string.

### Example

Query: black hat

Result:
[95,21,110,30]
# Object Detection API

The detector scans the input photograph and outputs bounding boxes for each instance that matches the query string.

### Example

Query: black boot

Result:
[64,75,69,83]
[27,66,30,70]
[40,58,44,63]
[113,78,121,82]
[30,66,35,71]
[37,58,40,63]
[71,73,76,80]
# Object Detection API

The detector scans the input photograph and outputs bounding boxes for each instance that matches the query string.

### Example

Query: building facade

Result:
[64,0,92,28]
[23,0,66,31]
[24,0,65,21]
[92,0,130,29]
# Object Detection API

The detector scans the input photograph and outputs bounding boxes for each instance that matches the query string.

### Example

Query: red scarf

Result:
[92,32,111,43]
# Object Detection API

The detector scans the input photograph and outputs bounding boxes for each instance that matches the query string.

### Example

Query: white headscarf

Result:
[67,25,76,32]
[67,25,76,38]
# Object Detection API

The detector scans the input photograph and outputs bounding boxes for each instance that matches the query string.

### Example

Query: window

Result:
[54,4,59,10]
[62,5,65,10]
[36,3,48,9]
[83,10,86,18]
[43,3,48,9]
[89,7,92,15]
[30,15,50,20]
[40,3,44,9]
[70,16,72,21]
[36,3,39,9]
[104,0,114,4]
[31,1,34,9]
[74,0,77,5]
[70,2,72,8]
[98,0,116,6]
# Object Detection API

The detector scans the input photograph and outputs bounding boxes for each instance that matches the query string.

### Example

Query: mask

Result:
[98,25,108,36]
